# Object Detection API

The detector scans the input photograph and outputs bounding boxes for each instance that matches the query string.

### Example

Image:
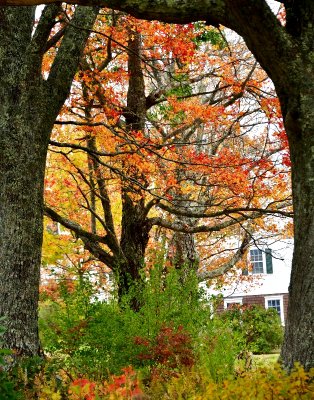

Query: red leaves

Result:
[68,368,143,399]
[106,367,143,398]
[134,325,195,380]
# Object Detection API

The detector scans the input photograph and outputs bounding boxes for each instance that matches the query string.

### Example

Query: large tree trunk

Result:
[0,6,45,357]
[280,75,314,371]
[0,6,98,356]
[0,113,49,357]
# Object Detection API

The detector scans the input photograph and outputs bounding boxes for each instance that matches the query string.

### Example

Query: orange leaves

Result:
[166,96,226,127]
[44,10,292,284]
[68,368,143,400]
[105,367,143,398]
[135,19,197,64]
[260,97,282,122]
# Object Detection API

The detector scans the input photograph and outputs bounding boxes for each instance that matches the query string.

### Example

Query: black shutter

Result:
[265,248,273,274]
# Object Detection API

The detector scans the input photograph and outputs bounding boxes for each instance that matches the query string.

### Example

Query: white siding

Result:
[205,239,293,298]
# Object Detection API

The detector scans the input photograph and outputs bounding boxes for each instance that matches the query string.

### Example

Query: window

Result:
[265,296,284,324]
[244,248,273,275]
[267,299,281,315]
[250,249,264,274]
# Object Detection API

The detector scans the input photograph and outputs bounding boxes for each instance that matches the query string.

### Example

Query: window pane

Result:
[250,249,264,274]
[267,299,281,316]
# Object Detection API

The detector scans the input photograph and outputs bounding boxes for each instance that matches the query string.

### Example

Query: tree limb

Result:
[197,231,250,280]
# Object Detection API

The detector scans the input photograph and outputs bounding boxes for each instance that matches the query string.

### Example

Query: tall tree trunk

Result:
[0,115,49,357]
[0,5,98,356]
[0,6,44,357]
[170,231,199,272]
[115,28,150,309]
[118,192,151,309]
[168,200,200,283]
[280,74,314,371]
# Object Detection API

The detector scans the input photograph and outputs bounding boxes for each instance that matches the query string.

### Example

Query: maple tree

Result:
[43,15,291,308]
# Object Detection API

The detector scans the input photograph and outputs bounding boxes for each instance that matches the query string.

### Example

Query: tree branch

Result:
[44,205,109,244]
[157,201,293,219]
[197,231,250,280]
[44,205,117,267]
[46,6,99,110]
[30,4,62,56]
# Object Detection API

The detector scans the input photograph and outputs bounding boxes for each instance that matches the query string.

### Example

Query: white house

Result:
[207,239,293,324]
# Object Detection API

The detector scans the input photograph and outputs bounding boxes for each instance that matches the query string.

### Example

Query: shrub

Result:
[39,262,242,383]
[149,363,314,399]
[67,367,143,399]
[134,324,195,381]
[219,304,283,353]
[196,318,242,382]
[39,264,213,379]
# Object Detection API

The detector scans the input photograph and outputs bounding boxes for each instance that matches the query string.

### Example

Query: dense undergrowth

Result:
[0,264,313,399]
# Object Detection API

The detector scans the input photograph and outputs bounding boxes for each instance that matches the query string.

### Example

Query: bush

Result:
[58,363,314,400]
[39,263,240,382]
[134,324,195,382]
[196,318,241,382]
[35,268,313,399]
[219,304,283,353]
[39,280,140,378]
[149,363,314,399]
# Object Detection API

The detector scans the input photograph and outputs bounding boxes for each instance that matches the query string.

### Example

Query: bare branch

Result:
[197,231,250,280]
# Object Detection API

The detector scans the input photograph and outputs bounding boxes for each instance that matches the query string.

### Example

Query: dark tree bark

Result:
[279,56,314,372]
[0,5,98,356]
[117,29,150,307]
[118,192,151,307]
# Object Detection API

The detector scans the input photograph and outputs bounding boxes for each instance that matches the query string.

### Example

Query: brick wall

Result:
[242,295,265,307]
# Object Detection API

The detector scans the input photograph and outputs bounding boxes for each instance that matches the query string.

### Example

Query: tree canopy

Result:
[42,13,292,301]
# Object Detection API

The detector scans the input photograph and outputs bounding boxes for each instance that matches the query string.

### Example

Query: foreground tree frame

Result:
[0,0,313,370]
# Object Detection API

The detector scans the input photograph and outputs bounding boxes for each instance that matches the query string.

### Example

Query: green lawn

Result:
[253,353,280,368]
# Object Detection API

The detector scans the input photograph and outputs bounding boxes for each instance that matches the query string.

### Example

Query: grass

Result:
[253,353,280,368]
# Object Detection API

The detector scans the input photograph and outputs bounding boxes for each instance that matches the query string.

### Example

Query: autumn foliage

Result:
[134,325,195,381]
[43,10,292,297]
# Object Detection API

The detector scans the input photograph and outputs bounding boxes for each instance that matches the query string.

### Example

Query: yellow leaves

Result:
[33,372,62,400]
[158,364,314,399]
[39,389,61,400]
